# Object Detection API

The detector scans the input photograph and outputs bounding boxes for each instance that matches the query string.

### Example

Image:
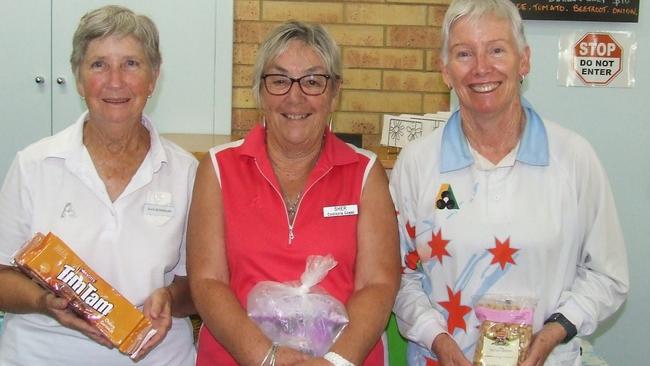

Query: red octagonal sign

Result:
[573,33,622,86]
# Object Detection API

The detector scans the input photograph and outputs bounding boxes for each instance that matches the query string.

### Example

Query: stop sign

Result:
[573,33,622,85]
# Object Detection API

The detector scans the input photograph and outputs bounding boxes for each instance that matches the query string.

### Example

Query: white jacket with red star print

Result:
[389,99,629,366]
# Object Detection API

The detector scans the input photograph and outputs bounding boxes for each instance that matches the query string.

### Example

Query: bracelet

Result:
[324,352,356,366]
[269,344,278,366]
[260,343,278,366]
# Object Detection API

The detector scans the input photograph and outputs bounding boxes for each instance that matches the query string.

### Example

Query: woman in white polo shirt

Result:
[0,5,196,365]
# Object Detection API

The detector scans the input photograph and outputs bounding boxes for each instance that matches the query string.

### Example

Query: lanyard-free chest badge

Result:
[143,191,174,225]
[436,183,459,210]
[323,204,358,218]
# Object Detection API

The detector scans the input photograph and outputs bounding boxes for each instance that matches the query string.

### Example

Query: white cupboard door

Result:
[51,0,226,135]
[0,0,52,181]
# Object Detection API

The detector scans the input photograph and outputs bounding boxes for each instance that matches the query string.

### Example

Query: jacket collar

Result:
[440,97,549,173]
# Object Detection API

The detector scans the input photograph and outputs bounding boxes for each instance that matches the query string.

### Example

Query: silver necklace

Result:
[285,192,302,222]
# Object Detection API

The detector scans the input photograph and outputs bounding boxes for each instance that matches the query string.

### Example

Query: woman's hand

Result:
[259,345,310,366]
[131,287,174,361]
[39,292,113,348]
[431,333,473,366]
[519,323,565,366]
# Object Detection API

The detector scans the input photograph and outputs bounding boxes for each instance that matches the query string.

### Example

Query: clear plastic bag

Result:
[473,294,537,366]
[247,255,349,356]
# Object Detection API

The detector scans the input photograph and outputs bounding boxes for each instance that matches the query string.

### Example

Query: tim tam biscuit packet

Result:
[12,232,156,358]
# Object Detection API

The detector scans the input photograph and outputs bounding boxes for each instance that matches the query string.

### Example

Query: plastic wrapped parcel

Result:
[247,255,349,356]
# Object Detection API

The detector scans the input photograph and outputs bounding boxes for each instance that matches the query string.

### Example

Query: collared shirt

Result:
[0,112,197,365]
[196,125,387,366]
[390,99,628,366]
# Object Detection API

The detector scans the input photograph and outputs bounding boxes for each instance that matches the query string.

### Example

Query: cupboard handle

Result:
[35,76,44,84]
[56,77,66,85]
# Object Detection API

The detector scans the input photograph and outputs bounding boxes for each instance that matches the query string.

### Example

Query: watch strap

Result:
[544,312,577,343]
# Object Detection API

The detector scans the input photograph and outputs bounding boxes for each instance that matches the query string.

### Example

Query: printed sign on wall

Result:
[557,31,636,88]
[511,0,639,22]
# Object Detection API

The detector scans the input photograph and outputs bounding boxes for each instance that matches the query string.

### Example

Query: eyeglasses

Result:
[262,74,331,96]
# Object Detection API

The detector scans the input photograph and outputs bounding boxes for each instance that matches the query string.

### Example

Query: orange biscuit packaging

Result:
[12,232,157,358]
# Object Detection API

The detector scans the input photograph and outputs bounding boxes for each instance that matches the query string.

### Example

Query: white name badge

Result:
[323,204,358,218]
[144,191,174,225]
[143,204,174,217]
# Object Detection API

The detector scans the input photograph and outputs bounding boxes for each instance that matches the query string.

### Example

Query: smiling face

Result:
[442,14,530,120]
[261,39,339,149]
[76,35,158,127]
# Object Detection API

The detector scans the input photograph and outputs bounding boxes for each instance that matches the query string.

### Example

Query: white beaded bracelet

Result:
[323,351,356,366]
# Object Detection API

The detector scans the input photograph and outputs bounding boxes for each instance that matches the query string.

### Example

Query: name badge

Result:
[323,204,358,218]
[143,203,174,217]
[144,191,174,225]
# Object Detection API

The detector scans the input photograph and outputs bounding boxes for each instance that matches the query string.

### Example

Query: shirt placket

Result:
[486,167,510,223]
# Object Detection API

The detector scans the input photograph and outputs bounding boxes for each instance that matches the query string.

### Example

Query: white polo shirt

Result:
[0,112,197,365]
[390,99,629,366]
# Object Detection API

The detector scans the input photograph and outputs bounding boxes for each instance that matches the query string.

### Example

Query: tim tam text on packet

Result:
[12,232,156,357]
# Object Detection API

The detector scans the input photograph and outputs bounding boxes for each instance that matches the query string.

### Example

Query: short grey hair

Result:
[441,0,527,65]
[70,5,161,78]
[252,20,342,107]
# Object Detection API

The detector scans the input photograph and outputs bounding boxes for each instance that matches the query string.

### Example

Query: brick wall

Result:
[232,0,451,147]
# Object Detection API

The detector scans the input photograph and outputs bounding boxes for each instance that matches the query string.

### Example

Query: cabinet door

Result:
[0,0,52,181]
[51,0,232,135]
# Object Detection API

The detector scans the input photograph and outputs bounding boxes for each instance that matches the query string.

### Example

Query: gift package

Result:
[248,255,349,356]
[12,232,156,358]
[473,294,536,366]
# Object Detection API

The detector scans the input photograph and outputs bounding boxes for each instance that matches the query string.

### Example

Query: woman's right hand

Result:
[39,292,113,348]
[263,345,310,366]
[431,333,473,366]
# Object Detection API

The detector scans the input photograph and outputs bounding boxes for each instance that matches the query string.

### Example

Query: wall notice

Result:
[557,31,636,88]
[511,0,639,22]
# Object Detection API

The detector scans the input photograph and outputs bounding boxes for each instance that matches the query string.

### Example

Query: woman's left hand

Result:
[131,287,173,362]
[519,322,566,366]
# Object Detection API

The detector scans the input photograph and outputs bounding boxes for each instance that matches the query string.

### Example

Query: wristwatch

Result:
[544,312,577,343]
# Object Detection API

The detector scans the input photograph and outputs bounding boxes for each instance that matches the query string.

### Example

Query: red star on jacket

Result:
[438,286,472,334]
[428,229,451,264]
[406,221,416,239]
[404,250,420,271]
[425,357,439,366]
[488,237,519,269]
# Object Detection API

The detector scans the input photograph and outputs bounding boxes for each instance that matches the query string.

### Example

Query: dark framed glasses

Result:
[262,74,331,96]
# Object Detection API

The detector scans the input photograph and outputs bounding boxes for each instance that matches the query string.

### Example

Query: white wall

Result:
[0,0,233,182]
[522,3,649,364]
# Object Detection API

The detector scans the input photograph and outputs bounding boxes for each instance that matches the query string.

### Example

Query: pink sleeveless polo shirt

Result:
[196,125,385,365]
